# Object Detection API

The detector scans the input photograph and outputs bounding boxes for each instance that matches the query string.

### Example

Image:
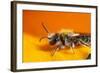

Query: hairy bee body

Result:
[48,32,91,49]
[40,23,91,56]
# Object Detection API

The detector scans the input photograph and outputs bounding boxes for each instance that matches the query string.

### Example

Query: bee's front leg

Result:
[51,40,64,56]
[51,47,59,56]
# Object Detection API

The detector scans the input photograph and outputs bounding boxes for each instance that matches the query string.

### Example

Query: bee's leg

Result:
[72,42,75,48]
[70,43,75,54]
[51,47,59,56]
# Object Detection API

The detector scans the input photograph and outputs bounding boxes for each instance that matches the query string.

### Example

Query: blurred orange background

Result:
[23,10,91,63]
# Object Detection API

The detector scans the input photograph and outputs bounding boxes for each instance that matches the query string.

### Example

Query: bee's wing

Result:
[67,32,80,37]
[76,32,91,36]
[71,33,80,37]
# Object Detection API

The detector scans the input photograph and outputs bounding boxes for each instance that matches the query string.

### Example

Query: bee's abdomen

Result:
[79,35,91,44]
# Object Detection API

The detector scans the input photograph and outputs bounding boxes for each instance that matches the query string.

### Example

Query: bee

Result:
[40,23,91,56]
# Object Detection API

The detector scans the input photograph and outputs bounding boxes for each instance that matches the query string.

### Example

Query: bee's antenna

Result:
[41,22,49,33]
[39,37,48,42]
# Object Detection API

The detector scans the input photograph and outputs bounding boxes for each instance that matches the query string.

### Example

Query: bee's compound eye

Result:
[48,36,52,40]
[48,33,58,45]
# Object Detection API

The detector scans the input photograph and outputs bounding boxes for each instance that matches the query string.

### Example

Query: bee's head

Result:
[48,33,58,45]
